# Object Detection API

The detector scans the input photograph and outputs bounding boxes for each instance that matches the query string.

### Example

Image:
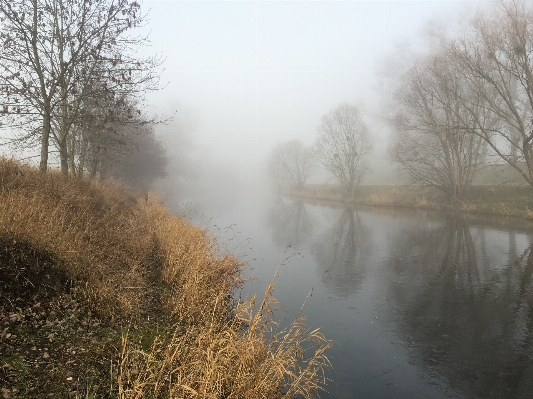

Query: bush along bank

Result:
[0,158,331,398]
[283,184,533,220]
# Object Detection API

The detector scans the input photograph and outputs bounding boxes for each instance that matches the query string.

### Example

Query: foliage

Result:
[389,0,533,192]
[448,0,533,187]
[94,125,169,190]
[0,0,162,176]
[390,49,489,202]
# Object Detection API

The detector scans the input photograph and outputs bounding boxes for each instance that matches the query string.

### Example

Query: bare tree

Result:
[68,86,159,179]
[313,103,372,197]
[0,0,161,174]
[449,0,533,187]
[390,51,489,202]
[268,140,315,191]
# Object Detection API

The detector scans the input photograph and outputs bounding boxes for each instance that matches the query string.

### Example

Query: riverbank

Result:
[0,158,330,398]
[283,184,533,220]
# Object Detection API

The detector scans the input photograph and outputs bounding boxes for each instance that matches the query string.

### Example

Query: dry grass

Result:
[0,157,332,398]
[117,284,332,399]
[0,157,154,320]
[368,192,393,206]
[117,200,332,399]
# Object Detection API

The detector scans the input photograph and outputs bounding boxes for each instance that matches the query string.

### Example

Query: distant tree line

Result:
[267,103,372,197]
[390,0,533,202]
[270,1,533,203]
[268,140,314,192]
[0,0,167,189]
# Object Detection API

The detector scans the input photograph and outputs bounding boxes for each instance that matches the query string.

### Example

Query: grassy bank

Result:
[284,184,533,220]
[0,158,331,398]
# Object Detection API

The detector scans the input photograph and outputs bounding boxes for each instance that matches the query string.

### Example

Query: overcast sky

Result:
[142,0,493,189]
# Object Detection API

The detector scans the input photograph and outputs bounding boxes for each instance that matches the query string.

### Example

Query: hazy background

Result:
[0,1,498,207]
[140,0,495,208]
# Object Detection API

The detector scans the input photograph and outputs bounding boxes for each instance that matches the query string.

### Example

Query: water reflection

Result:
[311,208,371,297]
[382,215,533,398]
[266,198,314,249]
[262,198,533,397]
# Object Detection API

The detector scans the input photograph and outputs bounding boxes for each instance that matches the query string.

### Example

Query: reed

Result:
[0,157,332,398]
[0,157,153,319]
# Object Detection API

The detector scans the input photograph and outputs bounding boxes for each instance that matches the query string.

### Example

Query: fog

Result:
[0,1,495,204]
[140,0,494,209]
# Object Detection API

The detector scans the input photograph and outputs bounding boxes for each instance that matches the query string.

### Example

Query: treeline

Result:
[270,0,533,204]
[267,103,372,197]
[0,0,166,189]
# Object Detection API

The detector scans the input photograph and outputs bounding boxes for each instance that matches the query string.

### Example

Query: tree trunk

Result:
[99,159,107,180]
[89,159,98,178]
[480,141,488,165]
[59,137,69,176]
[78,132,88,177]
[68,132,76,177]
[39,110,51,172]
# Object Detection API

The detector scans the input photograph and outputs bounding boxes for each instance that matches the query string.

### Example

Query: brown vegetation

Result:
[0,158,331,398]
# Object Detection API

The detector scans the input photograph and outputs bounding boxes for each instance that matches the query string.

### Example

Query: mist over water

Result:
[2,0,533,396]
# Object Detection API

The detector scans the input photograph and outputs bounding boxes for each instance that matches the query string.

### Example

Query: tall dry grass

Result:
[117,284,332,398]
[0,158,332,398]
[117,200,332,398]
[0,158,155,319]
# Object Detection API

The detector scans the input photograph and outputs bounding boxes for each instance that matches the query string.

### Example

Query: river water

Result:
[174,191,533,399]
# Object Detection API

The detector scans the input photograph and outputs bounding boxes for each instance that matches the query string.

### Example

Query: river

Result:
[172,191,533,399]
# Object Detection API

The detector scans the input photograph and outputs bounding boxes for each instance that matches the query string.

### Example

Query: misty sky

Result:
[143,0,494,187]
[0,1,496,186]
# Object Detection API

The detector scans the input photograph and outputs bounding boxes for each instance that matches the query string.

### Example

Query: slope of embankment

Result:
[0,158,330,398]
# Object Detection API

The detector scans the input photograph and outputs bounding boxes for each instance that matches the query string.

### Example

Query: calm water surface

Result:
[176,192,533,399]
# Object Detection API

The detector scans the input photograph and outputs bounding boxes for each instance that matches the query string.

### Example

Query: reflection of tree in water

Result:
[266,199,313,250]
[312,209,371,297]
[384,216,533,398]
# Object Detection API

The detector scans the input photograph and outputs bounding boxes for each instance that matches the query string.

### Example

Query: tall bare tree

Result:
[65,80,160,179]
[268,140,315,191]
[390,51,489,202]
[0,0,161,174]
[313,103,372,197]
[449,0,533,187]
